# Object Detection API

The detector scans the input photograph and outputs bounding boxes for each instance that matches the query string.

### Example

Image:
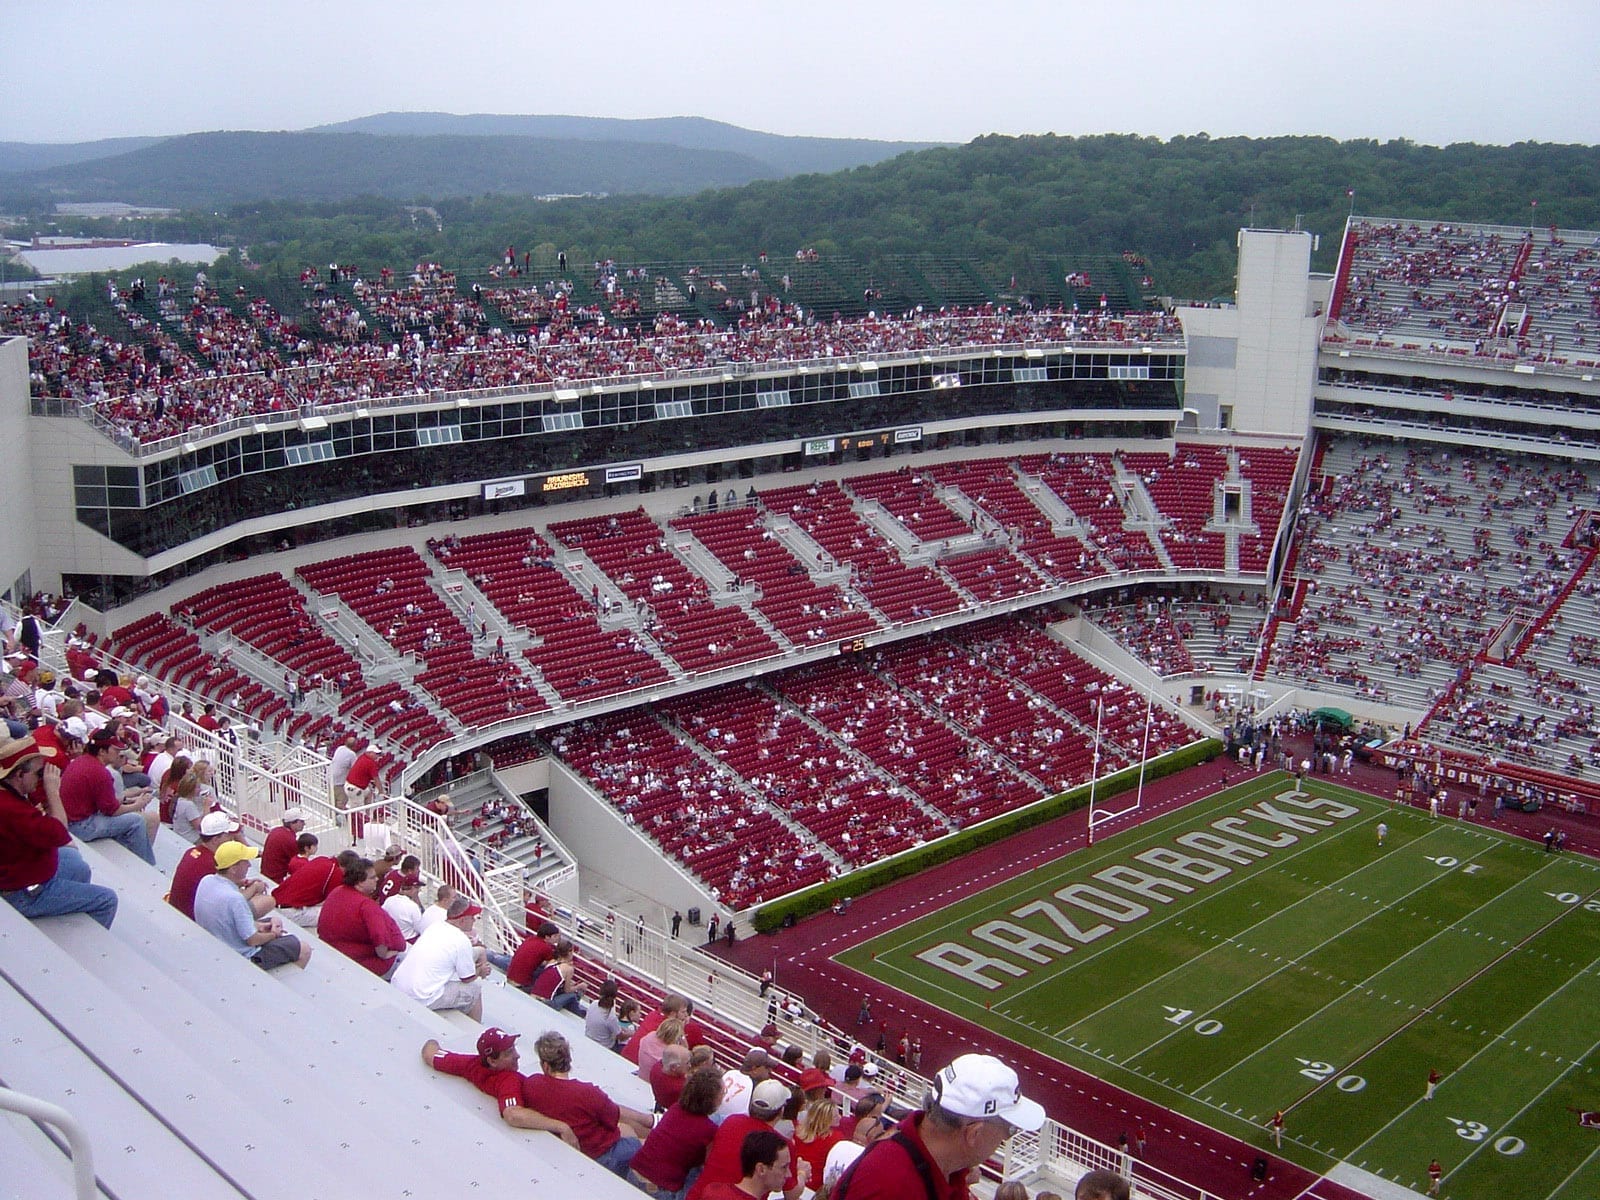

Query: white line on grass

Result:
[1344,881,1600,1170]
[1126,825,1497,1088]
[994,781,1397,1009]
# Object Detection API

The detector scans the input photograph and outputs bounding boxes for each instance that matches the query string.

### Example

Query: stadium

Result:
[4,214,1600,1200]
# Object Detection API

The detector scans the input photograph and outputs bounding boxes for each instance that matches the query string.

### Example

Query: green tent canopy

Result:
[1311,706,1355,730]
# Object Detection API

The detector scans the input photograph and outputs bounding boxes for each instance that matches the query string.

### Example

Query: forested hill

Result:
[0,131,788,206]
[22,133,1600,300]
[311,113,938,176]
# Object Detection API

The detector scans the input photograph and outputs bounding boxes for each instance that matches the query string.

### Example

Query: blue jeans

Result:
[69,811,154,865]
[545,989,586,1017]
[486,949,512,971]
[3,846,118,928]
[596,1135,640,1178]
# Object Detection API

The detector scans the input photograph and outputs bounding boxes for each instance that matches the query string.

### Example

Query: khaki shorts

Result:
[427,978,481,1013]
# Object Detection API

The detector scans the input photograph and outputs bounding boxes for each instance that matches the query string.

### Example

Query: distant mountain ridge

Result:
[311,112,940,176]
[0,136,167,174]
[0,114,935,208]
[1,130,786,206]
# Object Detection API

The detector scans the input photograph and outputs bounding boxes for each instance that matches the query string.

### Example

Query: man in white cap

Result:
[169,810,274,921]
[261,807,307,884]
[193,841,311,970]
[829,1053,1045,1199]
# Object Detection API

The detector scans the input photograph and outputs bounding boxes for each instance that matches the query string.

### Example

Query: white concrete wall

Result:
[546,760,719,917]
[0,339,38,600]
[25,407,150,591]
[1178,229,1325,437]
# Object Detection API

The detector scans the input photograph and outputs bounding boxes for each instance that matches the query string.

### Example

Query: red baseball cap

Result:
[477,1027,519,1057]
[799,1067,832,1092]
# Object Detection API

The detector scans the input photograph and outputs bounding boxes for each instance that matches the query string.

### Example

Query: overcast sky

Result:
[7,0,1597,147]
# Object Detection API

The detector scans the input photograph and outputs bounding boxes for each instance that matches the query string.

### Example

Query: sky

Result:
[6,0,1598,147]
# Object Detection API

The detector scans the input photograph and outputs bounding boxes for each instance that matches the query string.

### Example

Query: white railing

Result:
[0,1087,97,1200]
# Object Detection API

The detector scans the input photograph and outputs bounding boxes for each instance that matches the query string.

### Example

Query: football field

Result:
[838,774,1600,1198]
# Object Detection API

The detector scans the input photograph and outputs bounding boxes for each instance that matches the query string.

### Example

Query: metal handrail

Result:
[0,1086,97,1200]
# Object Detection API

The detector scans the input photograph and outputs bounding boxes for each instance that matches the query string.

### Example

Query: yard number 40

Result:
[1162,1007,1223,1036]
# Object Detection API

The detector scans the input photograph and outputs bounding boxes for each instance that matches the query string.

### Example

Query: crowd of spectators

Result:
[1265,436,1600,707]
[1329,217,1600,367]
[2,259,1182,445]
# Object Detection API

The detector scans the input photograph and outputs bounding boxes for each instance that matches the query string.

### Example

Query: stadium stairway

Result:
[0,835,646,1200]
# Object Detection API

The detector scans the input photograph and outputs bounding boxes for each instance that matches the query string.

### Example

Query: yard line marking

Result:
[998,783,1405,1007]
[1346,884,1600,1164]
[1199,854,1591,1104]
[1086,821,1479,1068]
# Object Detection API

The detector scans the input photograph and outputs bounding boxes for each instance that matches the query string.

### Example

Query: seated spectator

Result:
[261,807,307,883]
[626,993,708,1065]
[194,843,311,970]
[391,893,490,1020]
[381,869,425,941]
[690,1080,806,1200]
[377,852,421,901]
[994,1182,1030,1200]
[420,1028,578,1148]
[1074,1171,1130,1200]
[714,1049,775,1124]
[837,1089,887,1141]
[156,754,192,825]
[169,811,272,921]
[417,882,457,933]
[273,838,347,926]
[531,936,586,1015]
[791,1095,842,1187]
[521,1031,653,1178]
[168,774,207,844]
[826,1053,1044,1199]
[505,919,560,990]
[317,856,407,976]
[817,1111,890,1196]
[0,735,117,928]
[630,1065,723,1199]
[650,1044,693,1113]
[60,726,156,864]
[640,1017,686,1085]
[585,978,633,1051]
[699,1128,792,1200]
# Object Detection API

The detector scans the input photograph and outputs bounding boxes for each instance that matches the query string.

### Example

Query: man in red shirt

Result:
[697,1129,791,1200]
[316,856,407,975]
[420,1029,577,1147]
[505,920,561,990]
[344,741,381,804]
[0,735,118,928]
[273,842,351,925]
[521,1031,653,1177]
[60,727,156,864]
[829,1053,1044,1200]
[169,811,274,921]
[625,992,709,1063]
[691,1080,806,1200]
[260,807,306,883]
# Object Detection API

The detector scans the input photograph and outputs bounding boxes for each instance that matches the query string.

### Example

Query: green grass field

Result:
[839,774,1600,1198]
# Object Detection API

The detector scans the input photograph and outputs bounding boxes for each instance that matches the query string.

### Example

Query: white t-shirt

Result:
[383,893,424,941]
[147,751,175,792]
[418,904,449,933]
[713,1070,755,1123]
[328,744,357,789]
[391,921,474,1006]
[821,1140,866,1193]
